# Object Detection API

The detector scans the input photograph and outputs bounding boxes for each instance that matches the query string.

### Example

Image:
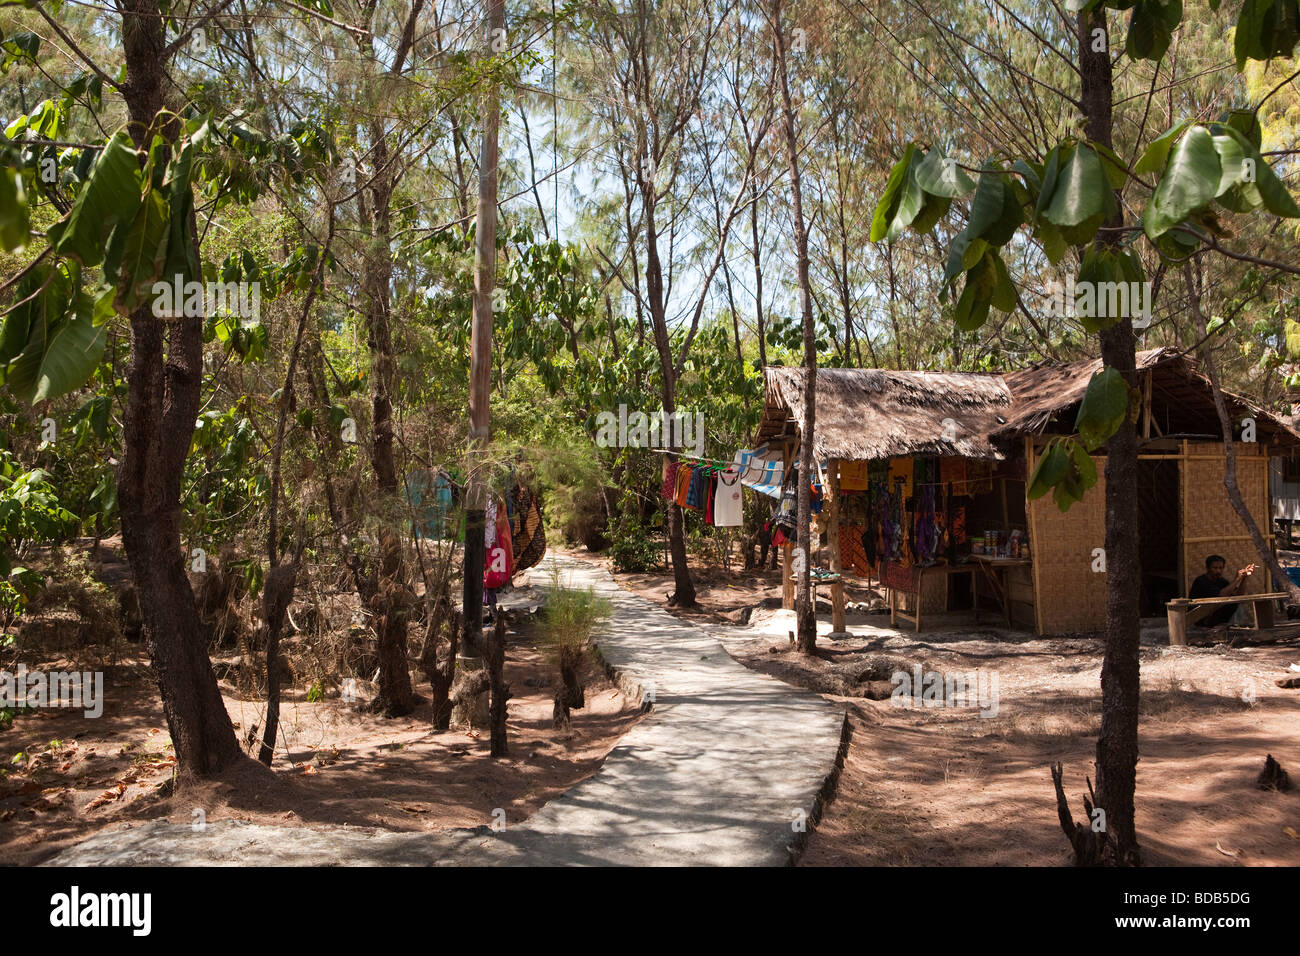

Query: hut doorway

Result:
[1137,458,1181,615]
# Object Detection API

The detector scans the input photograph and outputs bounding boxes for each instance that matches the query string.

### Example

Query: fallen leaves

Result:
[86,782,127,811]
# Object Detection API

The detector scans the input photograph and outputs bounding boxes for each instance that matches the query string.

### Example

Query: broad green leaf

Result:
[0,165,29,251]
[967,169,1006,240]
[6,302,106,404]
[915,149,975,198]
[113,189,170,314]
[1134,121,1188,176]
[870,144,921,242]
[1045,146,1106,228]
[910,192,951,235]
[1027,440,1068,499]
[1253,153,1300,217]
[1093,143,1130,190]
[46,130,141,268]
[1075,367,1129,450]
[1143,125,1220,239]
[1034,145,1063,226]
[1211,133,1248,197]
[990,252,1017,312]
[1036,220,1068,265]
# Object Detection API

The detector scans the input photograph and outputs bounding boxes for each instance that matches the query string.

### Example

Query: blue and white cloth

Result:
[734,445,784,498]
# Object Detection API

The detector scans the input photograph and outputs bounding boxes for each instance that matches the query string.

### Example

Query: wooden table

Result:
[1166,590,1288,646]
[967,555,1032,627]
[887,563,978,632]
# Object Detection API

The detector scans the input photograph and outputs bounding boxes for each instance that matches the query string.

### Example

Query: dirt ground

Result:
[0,623,642,867]
[614,557,1300,867]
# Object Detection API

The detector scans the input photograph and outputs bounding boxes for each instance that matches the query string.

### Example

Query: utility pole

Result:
[463,0,506,657]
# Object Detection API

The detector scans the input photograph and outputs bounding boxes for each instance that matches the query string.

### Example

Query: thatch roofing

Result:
[755,347,1300,461]
[757,365,1014,461]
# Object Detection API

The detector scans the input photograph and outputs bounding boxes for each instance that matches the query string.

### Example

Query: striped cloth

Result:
[734,445,784,498]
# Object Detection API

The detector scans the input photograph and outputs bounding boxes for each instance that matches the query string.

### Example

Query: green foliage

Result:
[608,496,660,573]
[536,567,613,660]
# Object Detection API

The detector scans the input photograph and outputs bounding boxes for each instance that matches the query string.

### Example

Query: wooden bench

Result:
[1166,591,1288,646]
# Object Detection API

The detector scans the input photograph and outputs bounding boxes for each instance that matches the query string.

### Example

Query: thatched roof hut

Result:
[751,347,1300,636]
[757,347,1300,456]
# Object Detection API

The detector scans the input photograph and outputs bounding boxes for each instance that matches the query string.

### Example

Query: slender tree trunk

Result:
[771,0,817,653]
[487,617,510,756]
[464,0,507,652]
[117,0,241,782]
[1079,7,1141,866]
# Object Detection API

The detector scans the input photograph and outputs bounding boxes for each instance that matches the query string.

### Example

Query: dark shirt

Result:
[1190,574,1231,600]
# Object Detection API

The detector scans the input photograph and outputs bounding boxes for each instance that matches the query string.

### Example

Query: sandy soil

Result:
[0,625,641,867]
[615,559,1300,867]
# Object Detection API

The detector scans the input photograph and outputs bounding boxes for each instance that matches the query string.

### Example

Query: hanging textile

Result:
[734,446,784,498]
[675,464,693,506]
[511,484,547,573]
[915,484,938,562]
[940,456,966,486]
[662,459,680,501]
[484,502,514,590]
[713,467,744,527]
[840,460,871,491]
[840,523,871,577]
[889,456,914,497]
[967,459,994,495]
[685,464,709,511]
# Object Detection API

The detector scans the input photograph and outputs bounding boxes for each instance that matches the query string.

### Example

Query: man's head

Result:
[1205,554,1227,580]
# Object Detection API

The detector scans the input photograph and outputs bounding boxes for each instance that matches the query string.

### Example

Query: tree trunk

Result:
[487,617,510,757]
[464,0,507,654]
[1076,7,1141,866]
[257,563,297,765]
[770,0,817,654]
[117,0,242,782]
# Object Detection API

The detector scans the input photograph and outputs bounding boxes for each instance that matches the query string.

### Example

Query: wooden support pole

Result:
[1167,600,1188,646]
[828,458,845,633]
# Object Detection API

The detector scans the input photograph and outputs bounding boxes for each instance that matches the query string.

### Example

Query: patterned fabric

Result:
[512,486,547,573]
[840,523,872,577]
[662,460,679,501]
[685,465,709,510]
[735,446,784,498]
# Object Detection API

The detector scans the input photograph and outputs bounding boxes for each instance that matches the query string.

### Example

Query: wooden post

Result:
[782,541,794,610]
[827,458,846,633]
[1167,599,1188,647]
[1142,369,1153,439]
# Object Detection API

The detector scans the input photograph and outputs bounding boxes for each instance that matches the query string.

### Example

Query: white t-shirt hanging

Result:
[714,467,744,527]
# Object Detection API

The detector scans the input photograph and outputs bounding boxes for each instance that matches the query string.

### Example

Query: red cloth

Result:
[484,510,514,589]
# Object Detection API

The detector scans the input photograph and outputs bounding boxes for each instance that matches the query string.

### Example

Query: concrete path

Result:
[48,556,847,867]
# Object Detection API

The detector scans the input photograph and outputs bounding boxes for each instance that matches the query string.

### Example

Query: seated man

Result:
[1189,555,1258,627]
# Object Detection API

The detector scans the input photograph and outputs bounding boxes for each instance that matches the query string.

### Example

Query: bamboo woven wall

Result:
[1027,453,1109,634]
[1180,442,1271,596]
